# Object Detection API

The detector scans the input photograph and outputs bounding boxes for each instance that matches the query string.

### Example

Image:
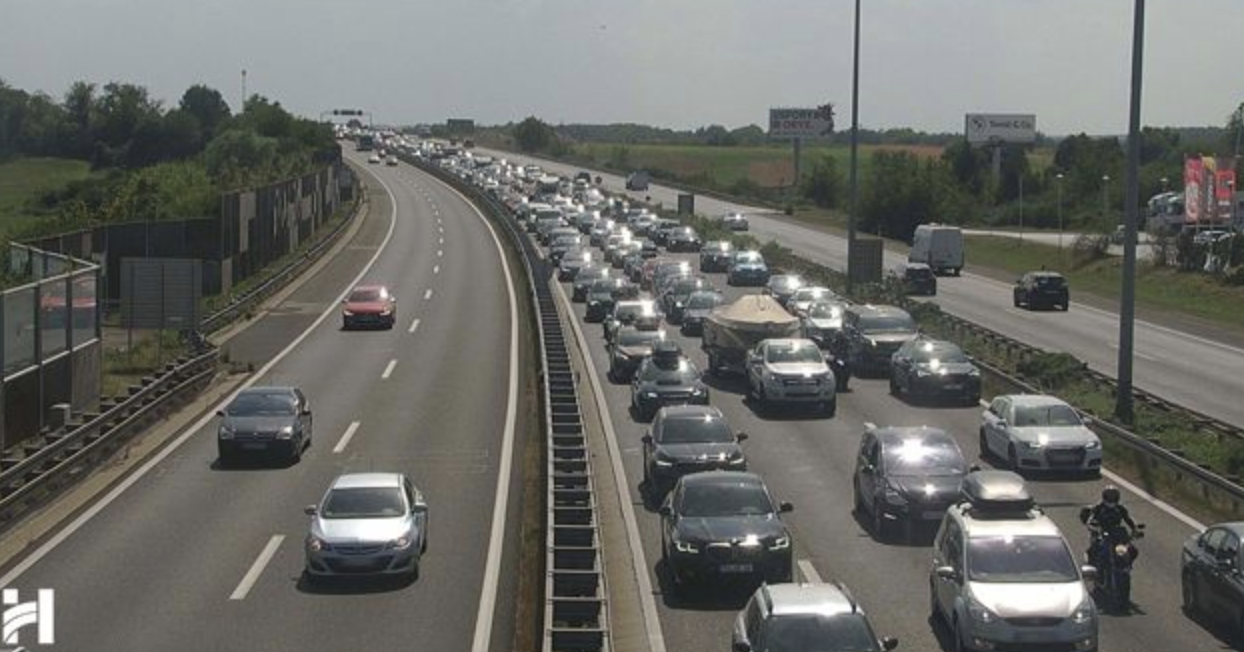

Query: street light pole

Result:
[1102,174,1111,223]
[1056,173,1065,255]
[1116,0,1146,424]
[1018,174,1025,245]
[846,0,861,295]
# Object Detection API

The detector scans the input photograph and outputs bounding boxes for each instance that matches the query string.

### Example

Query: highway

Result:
[536,225,1233,651]
[484,147,1244,429]
[0,153,527,652]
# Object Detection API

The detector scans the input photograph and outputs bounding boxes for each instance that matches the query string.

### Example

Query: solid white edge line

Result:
[408,317,421,334]
[553,279,667,652]
[424,289,434,300]
[797,559,823,584]
[333,421,361,454]
[229,535,285,600]
[381,359,397,380]
[428,184,520,652]
[0,160,400,590]
[974,399,1206,532]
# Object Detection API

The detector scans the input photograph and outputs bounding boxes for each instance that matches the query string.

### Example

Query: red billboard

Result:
[1184,155,1237,224]
[1216,166,1237,220]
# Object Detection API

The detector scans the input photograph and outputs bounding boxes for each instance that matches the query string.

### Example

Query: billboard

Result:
[1184,155,1236,224]
[446,118,475,134]
[769,106,835,139]
[965,113,1037,145]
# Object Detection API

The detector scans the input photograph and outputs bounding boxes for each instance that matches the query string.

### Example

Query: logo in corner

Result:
[2,589,54,648]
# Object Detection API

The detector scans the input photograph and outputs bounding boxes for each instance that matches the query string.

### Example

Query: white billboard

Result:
[965,113,1037,145]
[769,106,835,139]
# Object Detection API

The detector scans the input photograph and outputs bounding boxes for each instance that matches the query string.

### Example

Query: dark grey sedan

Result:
[642,406,746,497]
[217,386,312,465]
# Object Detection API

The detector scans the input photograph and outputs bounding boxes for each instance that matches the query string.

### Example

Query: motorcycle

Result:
[1086,520,1144,612]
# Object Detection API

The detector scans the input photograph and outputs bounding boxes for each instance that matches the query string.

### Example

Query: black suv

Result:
[843,305,919,376]
[642,405,746,496]
[660,471,794,590]
[699,241,735,273]
[630,342,710,420]
[1013,271,1069,310]
[852,426,968,542]
[888,337,981,405]
[895,262,937,296]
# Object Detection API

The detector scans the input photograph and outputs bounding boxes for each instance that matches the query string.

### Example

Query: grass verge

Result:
[0,158,99,236]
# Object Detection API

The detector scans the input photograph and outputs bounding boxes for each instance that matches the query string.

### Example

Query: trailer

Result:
[701,295,801,376]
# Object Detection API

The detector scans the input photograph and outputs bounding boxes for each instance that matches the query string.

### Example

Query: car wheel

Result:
[853,479,864,514]
[1181,574,1198,615]
[952,618,970,652]
[889,376,899,395]
[1012,295,1021,308]
[1061,302,1070,311]
[823,399,836,418]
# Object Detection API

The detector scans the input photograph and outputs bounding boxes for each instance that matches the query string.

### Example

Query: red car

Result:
[342,285,397,329]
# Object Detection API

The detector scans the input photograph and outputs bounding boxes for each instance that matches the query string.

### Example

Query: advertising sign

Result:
[964,113,1037,145]
[1184,156,1204,223]
[769,106,835,139]
[1215,165,1237,220]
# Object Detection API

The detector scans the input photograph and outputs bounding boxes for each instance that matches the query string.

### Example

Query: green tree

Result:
[513,116,554,152]
[179,84,231,142]
[800,154,842,208]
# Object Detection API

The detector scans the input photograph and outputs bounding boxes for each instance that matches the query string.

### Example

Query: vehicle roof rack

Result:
[959,470,1037,517]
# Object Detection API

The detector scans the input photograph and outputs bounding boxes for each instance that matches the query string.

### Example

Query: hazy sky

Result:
[2,0,1242,136]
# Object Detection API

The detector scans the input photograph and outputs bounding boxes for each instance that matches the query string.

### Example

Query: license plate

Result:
[1015,630,1049,642]
[241,442,267,451]
[719,563,754,574]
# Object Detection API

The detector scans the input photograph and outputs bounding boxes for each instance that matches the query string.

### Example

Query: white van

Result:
[909,224,964,276]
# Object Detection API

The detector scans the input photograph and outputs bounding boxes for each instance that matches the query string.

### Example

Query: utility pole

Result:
[1116,0,1145,424]
[846,0,861,295]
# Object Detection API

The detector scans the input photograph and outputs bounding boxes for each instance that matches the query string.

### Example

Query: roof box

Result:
[960,470,1034,515]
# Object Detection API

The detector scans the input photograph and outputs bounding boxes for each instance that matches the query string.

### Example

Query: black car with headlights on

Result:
[852,425,968,542]
[727,251,771,286]
[764,274,805,308]
[217,386,313,465]
[843,304,919,376]
[571,266,611,302]
[603,299,663,343]
[660,471,794,590]
[699,240,735,273]
[630,341,710,420]
[666,226,703,252]
[661,275,713,324]
[679,290,725,335]
[642,406,747,497]
[557,249,595,281]
[607,326,666,382]
[585,277,639,322]
[889,337,981,405]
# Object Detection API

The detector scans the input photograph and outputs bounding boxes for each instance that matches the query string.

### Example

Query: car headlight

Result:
[673,539,700,554]
[916,368,932,377]
[968,367,981,376]
[218,425,235,439]
[728,451,746,464]
[1023,440,1045,450]
[306,536,326,552]
[1084,440,1101,450]
[277,425,295,439]
[342,310,355,316]
[644,391,658,398]
[768,535,791,551]
[389,536,413,550]
[1071,598,1096,625]
[967,597,998,624]
[380,307,392,315]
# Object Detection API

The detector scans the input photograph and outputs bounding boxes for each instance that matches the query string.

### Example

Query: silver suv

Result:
[746,338,837,416]
[733,582,898,652]
[929,471,1098,652]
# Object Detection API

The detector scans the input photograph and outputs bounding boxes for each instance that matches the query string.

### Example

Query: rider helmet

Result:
[1101,486,1121,505]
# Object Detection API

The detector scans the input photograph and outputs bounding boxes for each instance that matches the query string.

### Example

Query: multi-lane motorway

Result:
[484,147,1244,429]
[0,154,526,652]
[543,225,1235,652]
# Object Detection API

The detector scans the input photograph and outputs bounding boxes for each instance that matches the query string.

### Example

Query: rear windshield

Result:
[858,314,916,332]
[618,330,665,346]
[1035,276,1066,288]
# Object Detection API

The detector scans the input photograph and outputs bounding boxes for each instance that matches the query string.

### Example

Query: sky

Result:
[2,0,1242,137]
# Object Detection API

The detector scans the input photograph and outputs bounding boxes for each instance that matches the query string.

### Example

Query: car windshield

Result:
[883,440,965,476]
[736,252,763,263]
[657,415,733,444]
[616,304,657,320]
[1013,403,1081,427]
[706,242,731,252]
[859,314,916,332]
[348,288,383,302]
[679,481,773,517]
[590,280,621,293]
[771,276,803,292]
[618,330,665,346]
[578,268,608,282]
[321,487,407,519]
[808,303,844,319]
[910,342,969,364]
[967,536,1079,584]
[762,614,880,652]
[227,393,297,416]
[765,343,823,364]
[686,292,723,309]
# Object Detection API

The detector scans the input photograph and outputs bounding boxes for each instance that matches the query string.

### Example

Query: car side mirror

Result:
[304,505,318,516]
[642,435,654,445]
[881,637,899,651]
[216,410,225,417]
[779,501,794,513]
[1081,416,1094,426]
[935,566,960,583]
[658,505,672,516]
[736,433,749,442]
[412,497,429,515]
[995,418,1007,428]
[733,642,752,652]
[968,464,982,473]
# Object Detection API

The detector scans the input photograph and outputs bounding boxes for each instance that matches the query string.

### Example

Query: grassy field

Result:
[964,235,1244,333]
[0,157,98,236]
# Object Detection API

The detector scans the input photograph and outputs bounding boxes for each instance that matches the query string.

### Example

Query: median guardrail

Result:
[404,157,610,652]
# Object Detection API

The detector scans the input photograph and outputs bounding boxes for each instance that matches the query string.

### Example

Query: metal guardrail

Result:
[405,157,611,652]
[0,346,217,521]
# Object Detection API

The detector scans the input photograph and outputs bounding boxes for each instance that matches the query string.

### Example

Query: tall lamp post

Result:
[1116,0,1146,424]
[1101,174,1111,223]
[845,0,862,295]
[1056,173,1065,255]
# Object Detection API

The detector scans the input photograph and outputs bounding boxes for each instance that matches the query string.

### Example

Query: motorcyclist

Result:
[1079,486,1139,570]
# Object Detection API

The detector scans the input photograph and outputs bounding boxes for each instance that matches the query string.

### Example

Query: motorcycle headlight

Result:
[674,539,700,554]
[967,597,998,624]
[1071,599,1095,625]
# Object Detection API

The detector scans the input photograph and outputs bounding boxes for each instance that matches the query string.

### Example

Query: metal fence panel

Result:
[3,287,37,377]
[70,269,99,348]
[38,280,68,358]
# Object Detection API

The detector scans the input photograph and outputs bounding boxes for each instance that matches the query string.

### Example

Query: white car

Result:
[367,154,381,164]
[979,394,1102,474]
[746,338,836,416]
[385,155,398,166]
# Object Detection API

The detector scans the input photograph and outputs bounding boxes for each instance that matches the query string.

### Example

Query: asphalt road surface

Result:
[486,147,1244,429]
[0,153,525,652]
[540,230,1234,652]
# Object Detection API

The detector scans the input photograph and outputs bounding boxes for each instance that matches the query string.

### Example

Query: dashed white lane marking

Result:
[333,421,361,454]
[229,535,285,600]
[437,250,443,257]
[381,359,397,379]
[424,289,434,300]
[439,237,445,245]
[797,559,824,584]
[1107,341,1158,362]
[408,318,421,334]
[433,265,440,274]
